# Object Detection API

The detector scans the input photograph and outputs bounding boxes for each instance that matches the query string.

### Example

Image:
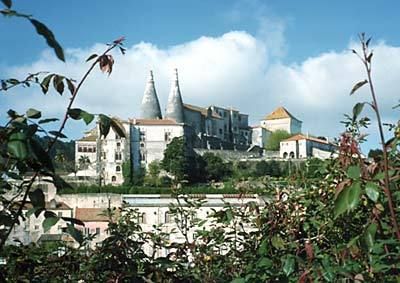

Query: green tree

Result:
[161,137,196,184]
[78,155,91,170]
[202,152,231,181]
[265,129,292,151]
[368,148,383,162]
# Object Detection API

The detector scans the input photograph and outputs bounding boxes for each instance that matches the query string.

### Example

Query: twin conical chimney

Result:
[165,68,184,123]
[140,70,162,119]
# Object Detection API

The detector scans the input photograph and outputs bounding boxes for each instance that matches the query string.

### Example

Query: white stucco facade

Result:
[280,134,337,159]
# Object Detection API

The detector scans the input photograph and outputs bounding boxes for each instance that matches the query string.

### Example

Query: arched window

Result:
[283,152,288,159]
[116,166,121,172]
[111,176,116,182]
[289,152,295,159]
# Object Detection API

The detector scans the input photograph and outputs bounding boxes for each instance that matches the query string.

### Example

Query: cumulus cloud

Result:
[1,28,399,151]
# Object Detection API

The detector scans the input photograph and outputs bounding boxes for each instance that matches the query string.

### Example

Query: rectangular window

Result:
[139,131,146,141]
[57,212,62,217]
[164,132,171,142]
[78,147,83,152]
[165,212,174,223]
[96,227,100,235]
[137,213,146,224]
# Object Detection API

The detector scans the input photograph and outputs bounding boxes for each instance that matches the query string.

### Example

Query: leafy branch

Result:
[349,33,400,240]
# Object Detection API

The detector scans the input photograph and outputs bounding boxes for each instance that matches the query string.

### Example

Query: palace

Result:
[75,69,335,185]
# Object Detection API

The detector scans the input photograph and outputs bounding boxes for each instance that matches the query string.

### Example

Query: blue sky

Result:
[1,0,400,152]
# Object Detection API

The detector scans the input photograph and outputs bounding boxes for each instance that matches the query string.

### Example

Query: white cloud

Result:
[1,28,399,151]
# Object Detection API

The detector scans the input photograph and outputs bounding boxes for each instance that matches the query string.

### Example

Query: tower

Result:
[165,68,184,123]
[140,70,162,119]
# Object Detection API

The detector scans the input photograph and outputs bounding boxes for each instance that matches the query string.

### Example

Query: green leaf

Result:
[61,217,85,226]
[8,132,28,159]
[29,19,65,62]
[52,75,64,95]
[41,73,54,94]
[111,118,126,138]
[334,181,361,217]
[67,108,82,119]
[347,165,361,180]
[230,278,246,283]
[66,223,83,244]
[29,189,45,208]
[364,223,377,251]
[99,114,111,138]
[38,118,59,124]
[283,256,295,277]
[373,171,385,181]
[29,138,54,172]
[352,102,365,121]
[42,216,59,232]
[65,78,75,95]
[81,111,94,125]
[86,53,98,62]
[49,131,67,139]
[271,235,285,250]
[365,182,379,202]
[1,0,12,9]
[347,182,361,210]
[257,257,272,268]
[350,79,368,95]
[26,108,41,119]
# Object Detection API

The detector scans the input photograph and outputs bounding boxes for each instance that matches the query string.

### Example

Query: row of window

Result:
[78,146,96,153]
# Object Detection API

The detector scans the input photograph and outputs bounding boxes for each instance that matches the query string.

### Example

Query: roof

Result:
[75,208,117,222]
[130,118,181,126]
[282,134,330,144]
[264,107,301,121]
[77,135,97,142]
[38,233,75,243]
[184,103,222,119]
[140,70,163,119]
[18,200,71,210]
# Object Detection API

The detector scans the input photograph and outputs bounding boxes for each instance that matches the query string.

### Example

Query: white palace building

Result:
[74,69,336,185]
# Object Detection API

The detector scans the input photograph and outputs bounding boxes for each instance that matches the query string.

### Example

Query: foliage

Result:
[368,148,383,162]
[161,137,198,184]
[122,160,133,185]
[202,152,232,181]
[0,1,127,250]
[265,129,292,151]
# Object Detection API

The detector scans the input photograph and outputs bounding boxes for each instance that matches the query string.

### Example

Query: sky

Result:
[1,0,400,153]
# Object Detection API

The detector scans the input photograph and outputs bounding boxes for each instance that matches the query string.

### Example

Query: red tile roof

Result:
[130,118,180,125]
[264,107,300,121]
[282,134,329,144]
[75,208,119,222]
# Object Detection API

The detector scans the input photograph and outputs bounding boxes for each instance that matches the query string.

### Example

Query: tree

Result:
[265,130,292,151]
[368,148,383,162]
[202,152,231,181]
[78,155,91,170]
[161,137,196,184]
[144,160,162,187]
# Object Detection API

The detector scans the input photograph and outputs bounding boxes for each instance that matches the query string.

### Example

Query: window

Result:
[137,213,146,224]
[84,227,90,235]
[139,131,146,141]
[116,142,121,150]
[111,176,117,182]
[223,112,227,117]
[140,142,145,148]
[57,212,62,217]
[96,227,100,235]
[101,151,106,159]
[283,152,288,159]
[35,225,39,230]
[116,166,121,172]
[115,133,121,140]
[219,128,223,135]
[88,147,93,153]
[238,116,241,122]
[165,212,174,223]
[140,152,146,162]
[83,147,87,152]
[289,152,295,158]
[93,147,96,153]
[164,132,171,142]
[115,152,122,161]
[78,147,83,152]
